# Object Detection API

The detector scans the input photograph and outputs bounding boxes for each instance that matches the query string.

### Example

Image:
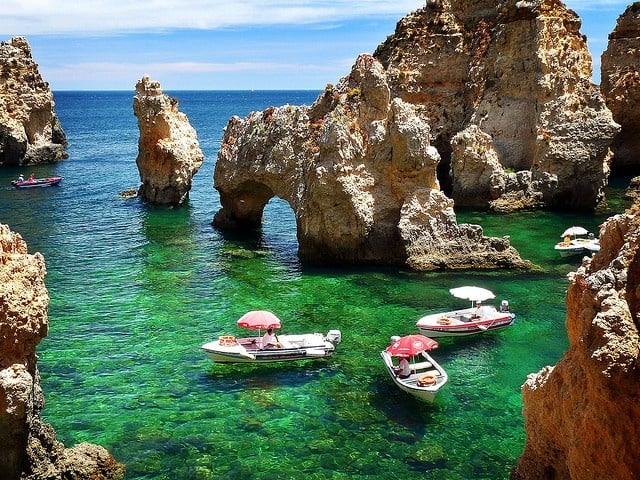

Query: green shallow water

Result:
[0,91,634,479]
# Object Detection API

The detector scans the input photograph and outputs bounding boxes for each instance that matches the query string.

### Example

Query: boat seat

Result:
[410,361,433,371]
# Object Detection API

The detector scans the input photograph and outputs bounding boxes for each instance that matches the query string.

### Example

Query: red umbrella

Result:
[386,334,438,358]
[236,310,282,330]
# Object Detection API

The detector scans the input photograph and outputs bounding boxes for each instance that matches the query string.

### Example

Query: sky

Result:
[1,1,633,91]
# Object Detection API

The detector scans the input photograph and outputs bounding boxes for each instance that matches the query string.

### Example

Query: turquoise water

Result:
[0,91,632,479]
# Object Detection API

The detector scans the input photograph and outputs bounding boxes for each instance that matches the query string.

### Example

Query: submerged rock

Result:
[0,224,124,480]
[512,204,640,479]
[214,55,531,270]
[133,75,204,206]
[601,3,640,171]
[0,37,67,166]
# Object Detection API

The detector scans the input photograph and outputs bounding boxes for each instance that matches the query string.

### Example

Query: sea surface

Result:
[0,91,633,480]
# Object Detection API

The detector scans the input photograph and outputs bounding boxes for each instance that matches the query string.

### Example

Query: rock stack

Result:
[0,37,67,166]
[133,75,204,206]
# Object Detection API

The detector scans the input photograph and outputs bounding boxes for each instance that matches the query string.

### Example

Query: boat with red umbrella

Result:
[380,334,448,402]
[202,310,342,364]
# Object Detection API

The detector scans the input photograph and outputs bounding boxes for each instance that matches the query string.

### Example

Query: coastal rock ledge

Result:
[0,224,124,480]
[512,204,640,479]
[0,37,67,167]
[133,75,204,206]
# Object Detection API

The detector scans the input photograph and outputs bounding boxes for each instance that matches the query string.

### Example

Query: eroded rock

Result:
[214,55,531,270]
[512,205,640,479]
[0,224,124,480]
[0,37,67,166]
[374,0,619,211]
[601,3,640,170]
[133,75,204,206]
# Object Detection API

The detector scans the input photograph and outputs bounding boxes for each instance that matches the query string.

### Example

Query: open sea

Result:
[0,91,633,480]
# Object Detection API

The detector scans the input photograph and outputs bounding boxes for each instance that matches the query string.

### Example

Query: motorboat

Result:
[554,226,600,257]
[11,176,63,188]
[201,310,342,364]
[380,334,448,402]
[416,286,515,337]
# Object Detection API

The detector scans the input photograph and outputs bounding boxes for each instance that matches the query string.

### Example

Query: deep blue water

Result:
[0,90,632,480]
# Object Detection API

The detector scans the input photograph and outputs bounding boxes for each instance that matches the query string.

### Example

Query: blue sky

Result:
[1,1,631,91]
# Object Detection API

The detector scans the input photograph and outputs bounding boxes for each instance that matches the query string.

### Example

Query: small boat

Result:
[554,226,600,257]
[416,286,515,337]
[11,176,63,188]
[380,334,448,402]
[201,310,342,364]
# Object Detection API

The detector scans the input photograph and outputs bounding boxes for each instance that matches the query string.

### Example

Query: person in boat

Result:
[262,328,282,349]
[27,173,35,183]
[17,174,24,183]
[395,357,411,379]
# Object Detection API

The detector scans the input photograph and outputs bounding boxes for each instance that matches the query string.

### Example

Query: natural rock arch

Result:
[213,56,530,271]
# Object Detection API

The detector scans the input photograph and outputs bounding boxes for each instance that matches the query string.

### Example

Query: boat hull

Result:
[380,350,447,402]
[202,332,339,364]
[416,306,515,337]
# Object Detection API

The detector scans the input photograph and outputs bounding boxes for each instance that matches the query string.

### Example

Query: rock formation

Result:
[373,0,619,211]
[214,55,531,270]
[0,37,67,166]
[0,224,124,480]
[601,3,640,171]
[133,75,204,206]
[512,205,640,479]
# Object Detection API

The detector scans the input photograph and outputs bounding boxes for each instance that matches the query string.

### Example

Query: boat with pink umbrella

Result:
[380,334,448,402]
[201,310,342,364]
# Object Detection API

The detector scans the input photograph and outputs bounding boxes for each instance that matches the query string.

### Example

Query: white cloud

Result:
[3,0,426,36]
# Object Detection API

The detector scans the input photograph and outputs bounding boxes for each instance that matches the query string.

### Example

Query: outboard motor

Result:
[500,300,510,312]
[326,330,342,345]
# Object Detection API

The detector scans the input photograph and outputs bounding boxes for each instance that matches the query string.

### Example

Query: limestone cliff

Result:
[374,0,618,211]
[0,224,124,480]
[512,206,640,479]
[601,3,640,170]
[133,75,204,206]
[214,55,530,270]
[0,37,67,166]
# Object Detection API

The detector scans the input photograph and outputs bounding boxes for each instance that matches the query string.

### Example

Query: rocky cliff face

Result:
[0,224,124,480]
[601,3,640,171]
[133,75,204,206]
[373,0,619,211]
[512,205,640,479]
[0,37,67,167]
[214,54,531,270]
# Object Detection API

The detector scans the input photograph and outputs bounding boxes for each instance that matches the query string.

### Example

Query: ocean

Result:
[0,90,632,479]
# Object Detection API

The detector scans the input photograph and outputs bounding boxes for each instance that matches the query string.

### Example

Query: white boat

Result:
[554,226,600,257]
[201,310,342,364]
[380,334,448,402]
[416,286,515,337]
